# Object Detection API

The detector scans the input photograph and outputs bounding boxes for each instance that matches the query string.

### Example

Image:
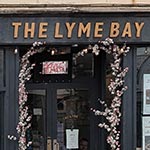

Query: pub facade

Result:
[0,9,150,150]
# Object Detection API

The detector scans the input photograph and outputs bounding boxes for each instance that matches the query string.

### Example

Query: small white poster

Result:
[143,74,150,114]
[66,129,79,149]
[142,117,150,150]
[33,108,42,115]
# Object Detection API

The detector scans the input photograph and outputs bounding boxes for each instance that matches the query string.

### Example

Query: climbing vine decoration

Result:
[17,41,46,150]
[76,38,129,150]
[16,38,129,150]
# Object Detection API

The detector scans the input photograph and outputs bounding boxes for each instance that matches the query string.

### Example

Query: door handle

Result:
[53,139,59,150]
[47,137,52,150]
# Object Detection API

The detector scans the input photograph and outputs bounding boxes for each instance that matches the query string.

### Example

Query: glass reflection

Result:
[72,53,94,78]
[27,90,46,150]
[57,89,90,150]
[136,47,150,149]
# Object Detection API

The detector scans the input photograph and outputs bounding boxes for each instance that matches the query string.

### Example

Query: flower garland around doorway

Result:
[75,38,129,150]
[17,41,46,150]
[16,38,129,150]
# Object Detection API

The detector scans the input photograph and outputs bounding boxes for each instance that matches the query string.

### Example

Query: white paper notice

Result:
[143,74,150,114]
[142,117,150,150]
[33,108,42,115]
[66,129,79,149]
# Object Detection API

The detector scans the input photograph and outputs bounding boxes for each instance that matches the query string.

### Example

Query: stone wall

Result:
[0,0,149,5]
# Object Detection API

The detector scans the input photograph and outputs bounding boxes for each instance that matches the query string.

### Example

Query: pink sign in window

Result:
[42,61,68,74]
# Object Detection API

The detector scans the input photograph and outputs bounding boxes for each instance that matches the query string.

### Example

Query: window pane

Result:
[136,47,150,149]
[57,88,90,150]
[27,90,46,150]
[72,53,94,78]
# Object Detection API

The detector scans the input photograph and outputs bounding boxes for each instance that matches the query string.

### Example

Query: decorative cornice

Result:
[0,4,150,14]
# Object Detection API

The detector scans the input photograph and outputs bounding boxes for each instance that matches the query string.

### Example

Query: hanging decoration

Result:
[15,38,129,150]
[17,41,46,150]
[75,38,129,150]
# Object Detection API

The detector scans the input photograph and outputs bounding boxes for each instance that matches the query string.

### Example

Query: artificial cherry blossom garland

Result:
[17,41,46,150]
[16,38,129,150]
[75,38,129,150]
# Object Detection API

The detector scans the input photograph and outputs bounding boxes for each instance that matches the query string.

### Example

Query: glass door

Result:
[56,88,90,150]
[26,83,95,150]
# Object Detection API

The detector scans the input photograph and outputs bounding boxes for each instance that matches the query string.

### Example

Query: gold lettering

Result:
[110,22,120,37]
[12,22,22,38]
[94,22,104,37]
[39,22,48,38]
[78,22,91,38]
[24,23,35,38]
[65,22,76,38]
[122,22,132,37]
[135,22,144,38]
[54,23,63,38]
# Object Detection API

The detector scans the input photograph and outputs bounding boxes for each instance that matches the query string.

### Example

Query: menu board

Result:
[143,74,150,114]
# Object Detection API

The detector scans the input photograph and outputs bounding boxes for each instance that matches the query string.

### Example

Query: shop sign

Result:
[0,15,149,44]
[42,61,68,74]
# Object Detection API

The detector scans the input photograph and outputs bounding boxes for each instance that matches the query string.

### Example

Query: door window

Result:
[57,88,90,150]
[27,90,46,150]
